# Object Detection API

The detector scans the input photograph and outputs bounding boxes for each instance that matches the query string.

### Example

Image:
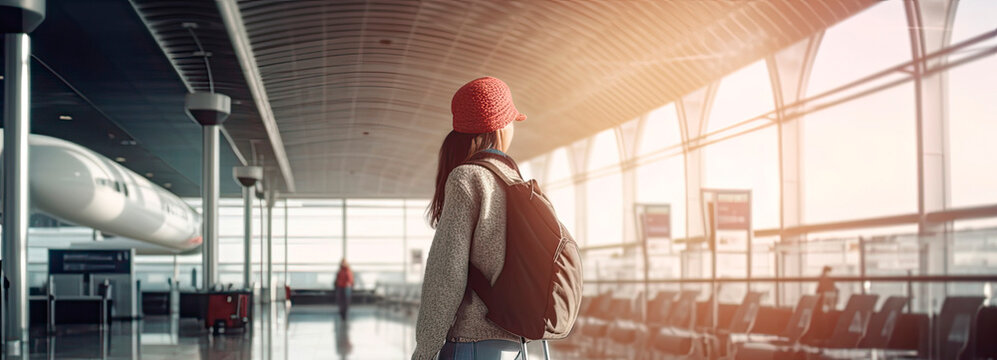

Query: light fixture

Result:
[0,75,4,80]
[115,157,126,162]
[145,172,154,178]
[163,182,172,188]
[121,140,137,146]
[58,115,72,121]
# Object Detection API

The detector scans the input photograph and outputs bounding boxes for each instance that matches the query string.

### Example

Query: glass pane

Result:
[546,147,573,182]
[704,127,780,229]
[638,103,681,155]
[347,206,403,238]
[947,45,997,207]
[951,0,997,49]
[588,128,621,170]
[547,186,576,239]
[585,173,624,247]
[635,156,686,239]
[803,83,917,223]
[585,128,624,247]
[707,60,775,132]
[806,1,912,96]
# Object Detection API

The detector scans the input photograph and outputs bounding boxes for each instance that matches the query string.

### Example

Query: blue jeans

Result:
[337,287,351,319]
[437,340,524,360]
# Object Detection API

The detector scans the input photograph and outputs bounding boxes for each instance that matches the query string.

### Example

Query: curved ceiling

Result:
[132,0,875,198]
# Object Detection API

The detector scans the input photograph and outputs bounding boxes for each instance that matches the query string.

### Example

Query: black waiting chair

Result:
[649,290,701,356]
[975,306,997,359]
[646,290,679,330]
[768,294,878,360]
[606,292,649,359]
[703,292,766,358]
[816,296,915,359]
[814,294,880,349]
[579,292,614,339]
[858,296,909,349]
[934,296,985,360]
[583,295,631,355]
[732,295,820,360]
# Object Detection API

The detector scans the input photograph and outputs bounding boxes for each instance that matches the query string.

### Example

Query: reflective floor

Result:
[13,303,578,359]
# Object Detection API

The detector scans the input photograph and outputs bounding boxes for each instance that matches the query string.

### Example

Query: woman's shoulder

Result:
[445,162,505,196]
[448,163,492,181]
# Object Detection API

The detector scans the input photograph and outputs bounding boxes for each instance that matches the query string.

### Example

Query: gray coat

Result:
[412,156,522,360]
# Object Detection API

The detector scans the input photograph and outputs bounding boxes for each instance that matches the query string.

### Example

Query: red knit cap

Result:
[451,76,526,134]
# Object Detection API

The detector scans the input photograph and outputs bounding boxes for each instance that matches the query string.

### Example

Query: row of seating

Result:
[373,282,421,312]
[562,290,994,360]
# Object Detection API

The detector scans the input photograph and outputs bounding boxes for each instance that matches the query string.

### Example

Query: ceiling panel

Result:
[229,0,874,198]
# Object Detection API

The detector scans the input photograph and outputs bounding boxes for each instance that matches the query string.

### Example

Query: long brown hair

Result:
[427,130,500,228]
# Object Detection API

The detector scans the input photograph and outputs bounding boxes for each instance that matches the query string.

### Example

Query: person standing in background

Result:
[336,259,354,320]
[816,265,838,312]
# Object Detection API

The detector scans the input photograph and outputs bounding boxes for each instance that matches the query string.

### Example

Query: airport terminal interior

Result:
[0,0,995,359]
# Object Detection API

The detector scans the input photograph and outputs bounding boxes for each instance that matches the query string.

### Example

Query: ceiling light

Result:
[145,172,154,178]
[0,75,4,80]
[58,115,72,121]
[163,182,172,188]
[121,140,137,146]
[115,157,126,163]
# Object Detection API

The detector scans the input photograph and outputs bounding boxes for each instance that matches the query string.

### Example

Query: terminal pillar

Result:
[234,166,262,290]
[265,190,274,302]
[185,92,231,290]
[243,187,252,288]
[569,139,589,246]
[767,33,821,306]
[906,0,957,313]
[677,86,716,245]
[1,0,45,353]
[677,84,716,327]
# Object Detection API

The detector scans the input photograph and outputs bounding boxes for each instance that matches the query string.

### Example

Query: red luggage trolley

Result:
[204,291,251,334]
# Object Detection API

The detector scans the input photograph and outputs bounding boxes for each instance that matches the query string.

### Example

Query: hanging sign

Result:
[641,204,672,239]
[715,192,751,231]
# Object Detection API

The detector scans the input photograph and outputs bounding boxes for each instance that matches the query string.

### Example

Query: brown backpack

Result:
[464,154,584,340]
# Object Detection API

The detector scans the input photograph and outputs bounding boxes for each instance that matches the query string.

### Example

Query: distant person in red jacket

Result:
[335,259,355,320]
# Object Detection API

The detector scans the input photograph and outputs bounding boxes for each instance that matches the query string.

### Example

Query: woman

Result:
[411,77,528,360]
[335,259,354,320]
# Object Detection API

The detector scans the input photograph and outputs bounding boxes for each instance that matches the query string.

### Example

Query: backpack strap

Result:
[460,158,519,311]
[466,159,520,186]
[467,262,494,308]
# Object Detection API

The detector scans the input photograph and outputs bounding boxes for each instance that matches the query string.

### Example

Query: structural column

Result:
[906,0,957,313]
[767,33,821,306]
[283,199,288,289]
[265,191,274,302]
[570,139,589,247]
[234,166,262,290]
[677,84,716,327]
[341,199,347,259]
[1,0,45,352]
[677,85,716,262]
[243,187,252,288]
[618,120,640,246]
[185,92,231,290]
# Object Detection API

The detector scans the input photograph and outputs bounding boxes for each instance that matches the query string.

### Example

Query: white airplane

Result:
[0,131,202,254]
